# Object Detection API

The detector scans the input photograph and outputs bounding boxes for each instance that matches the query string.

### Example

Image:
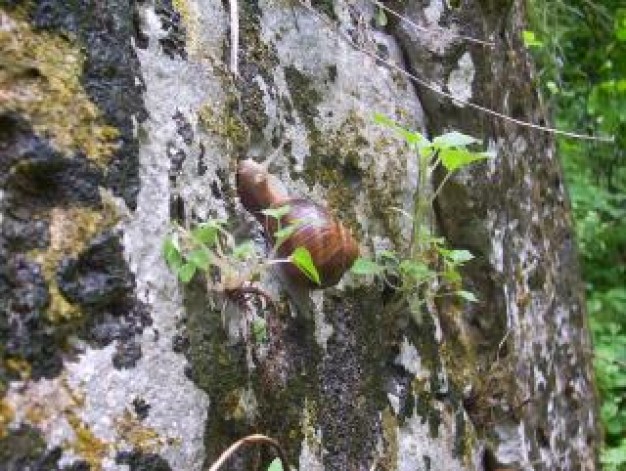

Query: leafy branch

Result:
[351,114,490,312]
[163,211,320,290]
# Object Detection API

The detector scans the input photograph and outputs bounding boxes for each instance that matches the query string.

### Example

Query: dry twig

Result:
[208,434,291,471]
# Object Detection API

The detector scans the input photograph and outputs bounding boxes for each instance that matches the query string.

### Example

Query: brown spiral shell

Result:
[237,159,359,288]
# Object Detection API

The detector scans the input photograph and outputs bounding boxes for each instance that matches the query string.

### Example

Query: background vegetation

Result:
[526,1,626,468]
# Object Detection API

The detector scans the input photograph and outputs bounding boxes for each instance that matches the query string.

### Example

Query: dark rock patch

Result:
[154,0,188,60]
[27,0,148,210]
[116,449,173,471]
[57,232,134,309]
[0,424,90,471]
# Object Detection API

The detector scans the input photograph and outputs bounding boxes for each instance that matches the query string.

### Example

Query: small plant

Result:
[162,210,320,317]
[351,113,492,314]
[163,209,320,286]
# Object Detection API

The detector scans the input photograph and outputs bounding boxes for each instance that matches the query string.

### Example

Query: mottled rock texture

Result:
[0,0,598,470]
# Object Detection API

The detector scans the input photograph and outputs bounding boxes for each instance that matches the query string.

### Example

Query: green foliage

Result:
[374,6,387,27]
[252,318,268,343]
[162,211,320,290]
[290,246,321,286]
[352,115,490,311]
[522,30,544,48]
[526,0,626,467]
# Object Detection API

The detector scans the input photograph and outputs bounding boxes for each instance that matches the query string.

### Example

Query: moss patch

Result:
[0,399,15,439]
[115,409,172,453]
[284,66,322,132]
[0,424,55,468]
[380,406,399,470]
[66,410,109,470]
[198,99,251,154]
[317,288,391,469]
[297,108,410,248]
[0,11,120,167]
[183,284,252,462]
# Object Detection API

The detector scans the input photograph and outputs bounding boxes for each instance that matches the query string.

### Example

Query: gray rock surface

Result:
[0,0,598,470]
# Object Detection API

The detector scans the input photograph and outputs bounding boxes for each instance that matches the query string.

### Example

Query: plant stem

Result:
[410,150,435,260]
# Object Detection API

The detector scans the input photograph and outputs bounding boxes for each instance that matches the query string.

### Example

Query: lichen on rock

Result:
[0,10,120,167]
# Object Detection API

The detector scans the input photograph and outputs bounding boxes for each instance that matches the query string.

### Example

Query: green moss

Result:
[380,407,399,469]
[239,0,279,70]
[198,99,250,154]
[115,409,170,453]
[298,109,412,249]
[0,424,47,464]
[284,66,322,132]
[233,0,278,143]
[185,279,325,465]
[0,10,120,167]
[300,113,366,229]
[454,406,479,466]
[66,411,109,470]
[184,288,255,460]
[0,400,15,439]
[410,383,441,438]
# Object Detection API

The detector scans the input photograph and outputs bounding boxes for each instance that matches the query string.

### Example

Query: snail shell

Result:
[237,159,359,288]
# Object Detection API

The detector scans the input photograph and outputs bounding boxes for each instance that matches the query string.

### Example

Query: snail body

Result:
[237,159,359,289]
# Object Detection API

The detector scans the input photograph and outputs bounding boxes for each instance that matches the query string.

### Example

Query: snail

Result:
[237,159,359,288]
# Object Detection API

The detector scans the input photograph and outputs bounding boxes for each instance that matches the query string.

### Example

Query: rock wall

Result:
[0,0,598,470]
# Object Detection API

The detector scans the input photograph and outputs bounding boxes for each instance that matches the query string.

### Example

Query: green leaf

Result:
[377,250,400,264]
[615,11,626,42]
[252,318,268,343]
[373,112,397,127]
[399,260,434,283]
[232,241,256,260]
[188,248,211,270]
[350,257,385,276]
[261,204,291,220]
[375,7,387,27]
[442,268,462,284]
[373,113,429,147]
[456,290,478,302]
[433,131,479,149]
[267,458,284,471]
[274,223,299,241]
[439,248,474,265]
[177,263,197,283]
[191,223,220,246]
[163,237,184,271]
[439,148,489,172]
[546,81,559,94]
[522,30,543,48]
[290,247,321,286]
